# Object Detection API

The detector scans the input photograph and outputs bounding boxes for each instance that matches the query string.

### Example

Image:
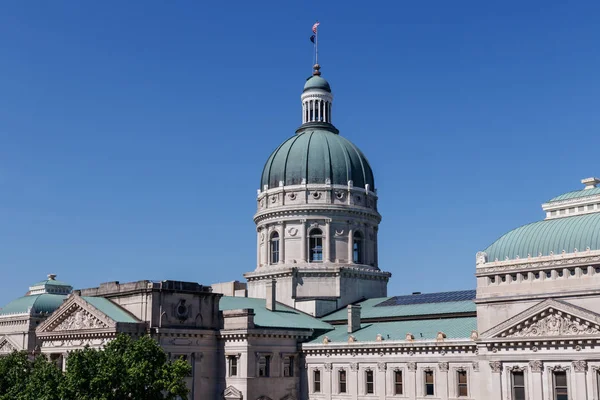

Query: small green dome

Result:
[484,213,600,262]
[304,75,331,92]
[261,126,375,190]
[0,294,66,316]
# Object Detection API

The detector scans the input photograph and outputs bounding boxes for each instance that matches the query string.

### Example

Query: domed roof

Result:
[484,212,600,262]
[304,75,331,92]
[0,294,66,316]
[261,127,375,190]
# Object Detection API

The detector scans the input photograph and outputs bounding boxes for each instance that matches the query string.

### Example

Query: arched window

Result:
[353,231,363,264]
[309,228,323,262]
[270,231,280,264]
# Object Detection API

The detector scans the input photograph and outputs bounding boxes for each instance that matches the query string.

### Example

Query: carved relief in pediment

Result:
[54,308,109,332]
[0,337,18,354]
[501,310,599,338]
[223,386,243,400]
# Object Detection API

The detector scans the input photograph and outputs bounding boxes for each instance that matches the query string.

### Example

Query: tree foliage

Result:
[0,334,191,400]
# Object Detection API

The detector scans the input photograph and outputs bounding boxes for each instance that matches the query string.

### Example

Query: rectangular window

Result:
[314,369,321,393]
[366,369,374,394]
[512,371,525,400]
[309,236,323,262]
[270,238,279,264]
[553,371,568,400]
[425,370,435,396]
[258,355,270,377]
[228,356,238,377]
[283,356,294,377]
[339,369,347,393]
[457,370,468,397]
[394,370,403,395]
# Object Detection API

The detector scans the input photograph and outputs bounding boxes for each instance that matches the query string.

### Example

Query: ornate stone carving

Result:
[529,360,543,373]
[470,330,479,340]
[438,362,449,372]
[0,338,17,353]
[334,191,345,200]
[175,299,189,322]
[548,364,569,372]
[55,309,107,331]
[507,365,527,372]
[287,227,298,237]
[407,362,417,372]
[324,362,332,372]
[377,362,387,372]
[322,336,330,344]
[476,251,488,265]
[350,362,359,372]
[504,311,600,338]
[572,361,587,373]
[288,193,297,200]
[489,361,502,373]
[472,362,479,372]
[334,229,345,236]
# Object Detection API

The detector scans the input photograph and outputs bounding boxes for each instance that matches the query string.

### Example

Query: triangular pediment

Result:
[223,386,243,400]
[37,295,117,334]
[481,299,600,340]
[0,336,20,354]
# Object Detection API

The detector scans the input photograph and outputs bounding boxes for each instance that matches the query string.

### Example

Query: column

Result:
[324,363,332,400]
[300,220,307,262]
[348,226,354,263]
[572,361,588,400]
[529,361,544,400]
[438,363,449,400]
[489,361,503,400]
[256,230,261,267]
[262,228,268,266]
[377,363,386,400]
[350,363,359,400]
[324,221,331,263]
[318,100,322,121]
[407,363,417,399]
[278,225,285,264]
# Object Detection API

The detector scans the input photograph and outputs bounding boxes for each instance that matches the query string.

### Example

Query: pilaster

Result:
[438,362,449,400]
[572,361,588,400]
[407,362,417,399]
[529,361,544,400]
[489,361,502,400]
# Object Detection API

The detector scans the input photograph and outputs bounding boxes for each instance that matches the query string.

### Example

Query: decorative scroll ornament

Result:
[377,362,387,372]
[504,311,600,338]
[55,309,107,331]
[407,362,417,372]
[350,362,359,372]
[489,361,503,373]
[548,364,569,372]
[334,229,345,237]
[572,361,587,373]
[438,362,449,372]
[529,360,543,373]
[324,363,332,372]
[472,362,480,372]
[287,227,298,237]
[476,251,488,265]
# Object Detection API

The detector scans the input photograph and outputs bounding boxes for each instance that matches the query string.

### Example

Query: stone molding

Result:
[572,360,587,373]
[489,361,502,373]
[438,362,449,372]
[529,361,543,373]
[350,362,359,372]
[377,362,386,371]
[407,362,417,372]
[542,193,600,209]
[476,249,600,274]
[480,298,600,340]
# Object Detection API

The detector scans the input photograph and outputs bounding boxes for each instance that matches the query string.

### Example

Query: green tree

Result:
[60,334,191,400]
[0,351,63,400]
[0,351,31,400]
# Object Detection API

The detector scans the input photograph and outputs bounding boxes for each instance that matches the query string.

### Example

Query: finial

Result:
[313,63,321,76]
[48,274,57,280]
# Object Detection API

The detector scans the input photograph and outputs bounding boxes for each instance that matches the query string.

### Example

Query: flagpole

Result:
[315,22,319,65]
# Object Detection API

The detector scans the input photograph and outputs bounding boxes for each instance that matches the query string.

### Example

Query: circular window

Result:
[288,193,297,200]
[312,192,321,199]
[335,191,345,200]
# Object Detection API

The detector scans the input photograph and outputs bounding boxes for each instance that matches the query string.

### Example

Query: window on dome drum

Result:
[553,371,568,400]
[227,356,237,377]
[511,371,525,400]
[353,231,363,263]
[309,229,323,262]
[424,370,435,396]
[258,355,271,377]
[365,370,374,394]
[457,370,468,397]
[339,369,347,393]
[394,370,403,395]
[283,356,294,377]
[270,232,280,264]
[313,369,321,393]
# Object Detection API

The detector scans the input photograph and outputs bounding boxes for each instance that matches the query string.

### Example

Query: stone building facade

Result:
[2,62,600,400]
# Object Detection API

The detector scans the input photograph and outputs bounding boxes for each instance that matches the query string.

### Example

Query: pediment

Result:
[0,336,20,354]
[481,299,600,340]
[223,386,243,400]
[37,295,117,334]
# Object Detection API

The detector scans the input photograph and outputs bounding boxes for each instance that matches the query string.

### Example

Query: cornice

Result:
[476,249,600,275]
[542,194,600,210]
[254,206,382,224]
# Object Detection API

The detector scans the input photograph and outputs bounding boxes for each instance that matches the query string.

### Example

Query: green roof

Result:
[31,279,72,287]
[261,129,375,190]
[548,187,600,202]
[485,212,600,261]
[0,294,66,316]
[82,297,140,323]
[309,317,477,343]
[220,297,332,331]
[321,297,476,322]
[304,75,331,92]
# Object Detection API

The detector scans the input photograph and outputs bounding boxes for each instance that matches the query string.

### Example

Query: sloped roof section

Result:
[310,317,477,343]
[548,187,600,202]
[82,297,139,323]
[220,297,332,331]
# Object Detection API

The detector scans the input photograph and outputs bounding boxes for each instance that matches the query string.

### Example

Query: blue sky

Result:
[1,1,599,306]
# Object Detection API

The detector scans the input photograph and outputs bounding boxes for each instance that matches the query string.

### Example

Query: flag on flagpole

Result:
[312,22,320,34]
[310,35,315,43]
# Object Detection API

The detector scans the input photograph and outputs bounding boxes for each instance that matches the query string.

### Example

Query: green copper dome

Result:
[484,212,600,262]
[261,125,375,190]
[0,294,66,316]
[304,75,331,92]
